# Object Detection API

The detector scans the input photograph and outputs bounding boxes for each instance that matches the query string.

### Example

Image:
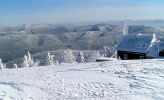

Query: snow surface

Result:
[0,59,164,100]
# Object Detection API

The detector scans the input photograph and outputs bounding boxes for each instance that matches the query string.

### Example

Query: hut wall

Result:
[117,51,146,60]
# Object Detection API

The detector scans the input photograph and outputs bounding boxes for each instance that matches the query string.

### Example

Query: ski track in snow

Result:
[0,59,164,100]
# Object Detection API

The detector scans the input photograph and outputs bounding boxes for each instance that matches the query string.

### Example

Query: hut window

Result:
[123,54,128,60]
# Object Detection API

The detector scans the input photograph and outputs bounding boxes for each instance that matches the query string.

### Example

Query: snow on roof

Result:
[147,42,164,57]
[116,34,153,53]
[146,42,159,57]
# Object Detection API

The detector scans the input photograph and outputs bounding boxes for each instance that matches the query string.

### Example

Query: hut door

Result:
[123,54,128,60]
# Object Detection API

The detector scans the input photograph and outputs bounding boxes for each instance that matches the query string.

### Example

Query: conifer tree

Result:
[79,51,85,63]
[47,51,54,66]
[13,64,18,68]
[56,60,59,65]
[23,51,39,67]
[0,59,5,69]
[63,49,77,64]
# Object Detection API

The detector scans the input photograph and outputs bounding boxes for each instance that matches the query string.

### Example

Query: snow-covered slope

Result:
[0,59,164,100]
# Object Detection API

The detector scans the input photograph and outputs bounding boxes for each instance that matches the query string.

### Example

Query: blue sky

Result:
[0,0,164,25]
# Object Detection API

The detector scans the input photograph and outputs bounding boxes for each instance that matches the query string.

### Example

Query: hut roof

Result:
[116,34,153,53]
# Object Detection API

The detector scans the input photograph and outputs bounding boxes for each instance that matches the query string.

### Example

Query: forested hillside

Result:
[1,22,164,67]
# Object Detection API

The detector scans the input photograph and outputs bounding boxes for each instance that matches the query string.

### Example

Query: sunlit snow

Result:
[0,59,164,99]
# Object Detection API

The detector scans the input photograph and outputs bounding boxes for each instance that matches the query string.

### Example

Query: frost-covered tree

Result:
[13,64,18,68]
[77,51,85,63]
[0,59,6,69]
[34,60,40,67]
[23,51,39,67]
[89,51,101,60]
[118,56,121,60]
[102,46,111,57]
[111,51,118,58]
[0,59,3,69]
[47,51,54,66]
[23,55,29,67]
[55,60,59,65]
[63,49,77,64]
[111,45,118,58]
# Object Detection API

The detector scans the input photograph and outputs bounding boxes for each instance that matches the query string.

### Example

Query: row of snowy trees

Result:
[63,49,85,64]
[22,51,61,67]
[0,49,86,69]
[0,51,55,69]
[0,59,18,69]
[0,46,116,69]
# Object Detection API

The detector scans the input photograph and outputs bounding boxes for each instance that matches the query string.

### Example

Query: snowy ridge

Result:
[0,59,164,99]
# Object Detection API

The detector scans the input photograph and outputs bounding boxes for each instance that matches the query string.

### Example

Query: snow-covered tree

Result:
[23,51,39,67]
[63,49,77,64]
[13,64,18,68]
[118,56,121,60]
[111,45,118,59]
[78,51,85,63]
[34,60,40,67]
[111,51,118,58]
[55,60,59,65]
[47,51,54,66]
[86,50,101,61]
[102,46,111,57]
[23,55,29,67]
[0,59,6,69]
